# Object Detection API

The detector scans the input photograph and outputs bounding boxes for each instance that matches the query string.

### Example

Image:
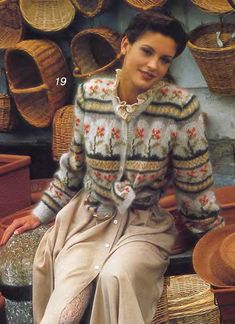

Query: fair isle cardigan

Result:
[34,71,223,235]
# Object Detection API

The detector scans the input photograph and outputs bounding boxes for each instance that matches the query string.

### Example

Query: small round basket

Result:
[71,0,114,17]
[123,0,167,10]
[71,27,121,79]
[0,0,23,49]
[188,23,235,95]
[191,0,235,14]
[52,105,74,161]
[19,0,76,33]
[4,39,71,127]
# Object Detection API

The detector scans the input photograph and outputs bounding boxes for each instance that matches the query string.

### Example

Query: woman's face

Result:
[120,31,177,95]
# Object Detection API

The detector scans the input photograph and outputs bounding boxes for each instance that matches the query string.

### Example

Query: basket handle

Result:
[227,0,235,9]
[9,83,48,94]
[73,53,121,79]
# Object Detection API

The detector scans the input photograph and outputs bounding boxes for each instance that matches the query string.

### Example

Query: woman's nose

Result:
[147,58,159,71]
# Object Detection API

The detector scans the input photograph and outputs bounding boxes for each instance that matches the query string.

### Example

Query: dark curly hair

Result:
[124,10,189,58]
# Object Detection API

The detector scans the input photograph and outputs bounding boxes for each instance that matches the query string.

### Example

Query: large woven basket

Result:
[19,0,75,33]
[71,0,114,17]
[167,274,220,323]
[191,0,235,14]
[4,39,71,127]
[71,27,121,79]
[188,23,235,95]
[124,0,167,10]
[0,0,23,49]
[52,105,74,161]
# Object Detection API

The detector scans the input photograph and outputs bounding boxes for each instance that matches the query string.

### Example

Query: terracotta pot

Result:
[0,155,31,218]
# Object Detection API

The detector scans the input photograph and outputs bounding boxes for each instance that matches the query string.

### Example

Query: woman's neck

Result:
[118,74,139,105]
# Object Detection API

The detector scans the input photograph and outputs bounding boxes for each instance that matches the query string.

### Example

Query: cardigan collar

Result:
[111,69,163,123]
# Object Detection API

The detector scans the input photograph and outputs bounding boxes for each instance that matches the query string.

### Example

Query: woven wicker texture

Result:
[124,0,167,10]
[167,275,220,323]
[188,23,235,95]
[52,105,74,161]
[0,68,17,132]
[151,277,169,324]
[191,0,235,14]
[4,39,71,127]
[71,0,114,17]
[0,0,23,49]
[71,27,121,79]
[19,0,75,33]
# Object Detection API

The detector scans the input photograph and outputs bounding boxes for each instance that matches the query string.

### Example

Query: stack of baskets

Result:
[167,274,220,323]
[4,39,71,127]
[188,22,235,95]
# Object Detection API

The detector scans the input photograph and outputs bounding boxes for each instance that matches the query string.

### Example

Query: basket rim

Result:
[124,0,167,10]
[4,39,68,89]
[188,22,235,52]
[191,0,235,14]
[19,0,76,32]
[71,0,110,17]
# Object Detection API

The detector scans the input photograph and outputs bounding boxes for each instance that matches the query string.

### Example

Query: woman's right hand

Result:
[0,213,41,246]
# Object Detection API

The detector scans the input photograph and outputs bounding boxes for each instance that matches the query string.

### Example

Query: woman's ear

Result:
[120,36,130,56]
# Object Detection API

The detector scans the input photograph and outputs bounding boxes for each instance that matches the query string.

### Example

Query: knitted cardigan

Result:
[34,71,223,235]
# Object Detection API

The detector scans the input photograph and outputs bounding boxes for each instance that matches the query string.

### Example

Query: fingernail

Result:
[14,230,18,235]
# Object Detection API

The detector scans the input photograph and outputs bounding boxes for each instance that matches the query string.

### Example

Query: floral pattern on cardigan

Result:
[33,72,223,235]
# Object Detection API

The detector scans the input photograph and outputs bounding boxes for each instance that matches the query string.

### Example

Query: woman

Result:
[0,10,223,324]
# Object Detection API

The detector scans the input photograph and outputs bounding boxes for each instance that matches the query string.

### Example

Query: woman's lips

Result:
[139,70,156,81]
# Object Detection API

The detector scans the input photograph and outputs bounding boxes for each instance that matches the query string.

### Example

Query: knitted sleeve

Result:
[171,94,224,235]
[33,84,86,223]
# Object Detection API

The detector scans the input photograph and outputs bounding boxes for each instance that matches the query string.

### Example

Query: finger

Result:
[14,224,33,235]
[0,221,23,245]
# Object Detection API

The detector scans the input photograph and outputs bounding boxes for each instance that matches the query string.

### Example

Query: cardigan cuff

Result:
[33,201,56,224]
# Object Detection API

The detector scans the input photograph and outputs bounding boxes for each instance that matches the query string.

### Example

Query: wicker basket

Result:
[151,277,169,324]
[4,39,71,127]
[167,274,220,323]
[188,23,235,95]
[0,0,23,49]
[71,0,114,17]
[52,105,74,161]
[19,0,75,33]
[0,68,18,132]
[191,0,235,14]
[124,0,167,10]
[71,27,121,79]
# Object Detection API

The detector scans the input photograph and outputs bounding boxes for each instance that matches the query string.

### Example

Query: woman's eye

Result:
[161,57,172,64]
[141,47,152,56]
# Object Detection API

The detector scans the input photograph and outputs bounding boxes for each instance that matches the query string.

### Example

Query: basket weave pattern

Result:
[19,0,75,32]
[191,0,235,13]
[0,0,23,49]
[167,275,220,323]
[151,277,169,324]
[5,39,71,127]
[188,23,235,95]
[124,0,167,10]
[71,27,121,78]
[52,105,74,161]
[71,0,114,17]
